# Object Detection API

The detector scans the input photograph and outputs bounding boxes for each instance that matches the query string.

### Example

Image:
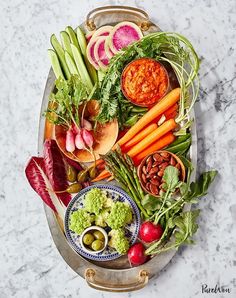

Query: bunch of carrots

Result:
[92,88,180,182]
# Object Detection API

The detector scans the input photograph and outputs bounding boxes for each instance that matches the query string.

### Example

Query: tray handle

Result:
[85,268,149,292]
[86,6,151,31]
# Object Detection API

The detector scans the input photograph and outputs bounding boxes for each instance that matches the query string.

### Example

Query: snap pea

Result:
[166,139,191,154]
[167,134,191,149]
[125,114,139,127]
[130,106,148,113]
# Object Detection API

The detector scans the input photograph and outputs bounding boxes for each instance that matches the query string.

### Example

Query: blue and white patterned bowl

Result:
[64,184,141,261]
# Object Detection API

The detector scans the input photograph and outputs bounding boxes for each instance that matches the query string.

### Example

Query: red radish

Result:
[82,119,92,131]
[72,123,80,134]
[139,222,163,243]
[66,129,75,152]
[128,243,147,266]
[82,129,94,148]
[75,131,86,150]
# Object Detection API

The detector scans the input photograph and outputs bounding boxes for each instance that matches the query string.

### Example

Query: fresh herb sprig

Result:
[44,75,95,128]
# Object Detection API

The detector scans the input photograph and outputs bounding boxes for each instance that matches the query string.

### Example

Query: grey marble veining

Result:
[0,0,236,297]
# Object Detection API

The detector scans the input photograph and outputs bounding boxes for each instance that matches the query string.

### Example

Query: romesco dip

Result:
[121,58,169,107]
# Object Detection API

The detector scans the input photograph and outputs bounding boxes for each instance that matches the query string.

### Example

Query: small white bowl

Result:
[80,226,108,255]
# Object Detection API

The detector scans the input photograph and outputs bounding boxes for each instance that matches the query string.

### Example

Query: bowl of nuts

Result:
[138,151,186,197]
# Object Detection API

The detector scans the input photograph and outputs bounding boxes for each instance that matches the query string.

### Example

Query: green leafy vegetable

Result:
[145,157,217,256]
[44,75,94,128]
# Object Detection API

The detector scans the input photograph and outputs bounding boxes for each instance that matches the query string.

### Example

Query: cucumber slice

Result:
[47,49,64,79]
[84,56,98,84]
[50,34,70,79]
[66,26,80,51]
[76,27,87,56]
[60,31,73,58]
[65,51,79,75]
[71,43,93,91]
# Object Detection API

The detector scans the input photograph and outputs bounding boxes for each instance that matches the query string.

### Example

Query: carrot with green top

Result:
[116,88,180,147]
[133,133,175,165]
[122,123,158,151]
[127,119,178,158]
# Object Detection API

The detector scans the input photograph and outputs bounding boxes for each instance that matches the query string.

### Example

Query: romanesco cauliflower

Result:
[69,209,94,235]
[95,209,110,227]
[84,188,107,215]
[108,229,130,254]
[106,201,133,229]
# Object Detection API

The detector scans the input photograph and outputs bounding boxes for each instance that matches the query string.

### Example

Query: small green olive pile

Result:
[65,164,98,194]
[82,230,105,251]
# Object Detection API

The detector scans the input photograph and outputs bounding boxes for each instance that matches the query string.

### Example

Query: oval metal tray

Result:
[37,6,197,292]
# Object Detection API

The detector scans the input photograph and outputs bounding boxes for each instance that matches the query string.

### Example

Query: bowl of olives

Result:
[80,226,108,254]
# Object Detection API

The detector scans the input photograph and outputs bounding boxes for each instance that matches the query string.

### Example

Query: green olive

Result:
[66,183,82,193]
[93,230,105,241]
[89,167,97,179]
[83,233,94,246]
[67,165,77,182]
[77,170,88,182]
[91,239,104,251]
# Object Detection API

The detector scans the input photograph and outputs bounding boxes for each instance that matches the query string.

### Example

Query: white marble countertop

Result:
[1,0,236,297]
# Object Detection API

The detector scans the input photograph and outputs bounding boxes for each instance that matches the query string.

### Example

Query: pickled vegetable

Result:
[91,239,104,251]
[66,183,82,193]
[83,233,95,245]
[77,170,88,182]
[93,230,105,241]
[67,165,77,182]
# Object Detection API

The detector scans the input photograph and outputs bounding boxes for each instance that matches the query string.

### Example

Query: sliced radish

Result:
[105,37,115,59]
[86,31,95,43]
[94,36,110,71]
[90,25,113,43]
[109,21,143,53]
[86,36,100,70]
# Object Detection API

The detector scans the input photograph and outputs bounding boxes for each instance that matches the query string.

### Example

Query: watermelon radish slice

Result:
[109,21,143,53]
[90,25,113,43]
[94,36,110,71]
[86,36,100,70]
[105,37,115,59]
[86,31,95,43]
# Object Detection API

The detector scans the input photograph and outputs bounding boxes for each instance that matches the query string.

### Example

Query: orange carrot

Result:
[91,169,110,182]
[116,88,180,147]
[165,103,178,117]
[133,133,175,165]
[127,119,177,158]
[122,123,158,151]
[165,111,178,121]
